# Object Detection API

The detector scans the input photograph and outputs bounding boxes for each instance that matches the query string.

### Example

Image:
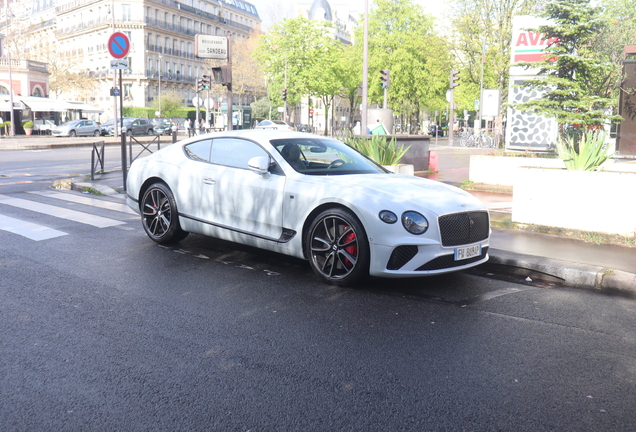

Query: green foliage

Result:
[22,120,34,129]
[356,0,450,132]
[556,129,613,170]
[151,90,183,118]
[345,135,411,166]
[450,0,541,112]
[250,97,273,120]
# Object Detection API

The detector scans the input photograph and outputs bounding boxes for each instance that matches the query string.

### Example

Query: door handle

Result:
[203,178,216,185]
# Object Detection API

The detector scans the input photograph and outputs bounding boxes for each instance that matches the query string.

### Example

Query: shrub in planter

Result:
[345,135,411,166]
[556,129,613,171]
[22,120,34,129]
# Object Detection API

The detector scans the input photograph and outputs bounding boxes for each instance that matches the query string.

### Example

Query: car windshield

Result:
[58,121,78,127]
[271,138,386,175]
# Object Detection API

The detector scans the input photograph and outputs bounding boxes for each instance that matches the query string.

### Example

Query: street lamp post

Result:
[158,54,162,118]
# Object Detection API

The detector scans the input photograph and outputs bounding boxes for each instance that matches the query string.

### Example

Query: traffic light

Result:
[450,70,460,89]
[201,75,211,89]
[380,69,390,88]
[196,79,204,92]
[211,66,232,87]
[282,88,287,101]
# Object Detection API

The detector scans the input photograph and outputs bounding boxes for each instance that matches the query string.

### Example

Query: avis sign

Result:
[195,35,227,59]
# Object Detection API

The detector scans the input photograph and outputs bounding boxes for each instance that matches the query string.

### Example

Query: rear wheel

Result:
[306,208,369,286]
[140,183,188,244]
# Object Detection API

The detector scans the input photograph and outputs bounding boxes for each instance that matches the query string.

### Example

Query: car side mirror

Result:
[248,156,271,175]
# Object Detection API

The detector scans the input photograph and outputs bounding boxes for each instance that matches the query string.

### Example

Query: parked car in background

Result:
[428,124,444,137]
[100,117,135,136]
[153,121,174,135]
[296,124,311,133]
[254,120,294,131]
[52,120,101,137]
[122,118,154,136]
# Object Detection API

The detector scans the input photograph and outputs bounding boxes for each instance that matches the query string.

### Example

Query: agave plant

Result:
[556,129,613,171]
[345,135,410,166]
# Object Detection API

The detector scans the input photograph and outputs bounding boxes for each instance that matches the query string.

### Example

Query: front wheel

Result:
[69,130,77,137]
[306,208,369,286]
[93,130,101,137]
[140,183,189,244]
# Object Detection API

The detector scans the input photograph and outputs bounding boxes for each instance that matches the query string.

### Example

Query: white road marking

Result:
[0,214,68,241]
[0,194,125,228]
[29,191,136,215]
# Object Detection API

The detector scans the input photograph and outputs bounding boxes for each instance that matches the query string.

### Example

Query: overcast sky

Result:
[247,0,450,31]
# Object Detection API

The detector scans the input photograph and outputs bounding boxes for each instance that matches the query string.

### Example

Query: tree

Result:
[153,91,182,118]
[512,0,620,131]
[255,17,344,132]
[357,0,451,133]
[449,0,542,112]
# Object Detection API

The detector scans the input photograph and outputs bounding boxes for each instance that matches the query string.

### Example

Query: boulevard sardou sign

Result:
[195,35,228,59]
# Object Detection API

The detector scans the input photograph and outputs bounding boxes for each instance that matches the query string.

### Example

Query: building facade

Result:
[1,0,261,122]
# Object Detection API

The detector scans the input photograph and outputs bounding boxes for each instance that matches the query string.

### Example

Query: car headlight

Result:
[402,211,428,235]
[378,210,398,224]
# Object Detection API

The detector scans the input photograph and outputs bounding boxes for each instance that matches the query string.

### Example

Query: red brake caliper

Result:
[342,226,357,266]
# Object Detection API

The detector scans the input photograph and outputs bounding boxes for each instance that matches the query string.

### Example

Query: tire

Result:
[306,208,369,286]
[140,183,189,244]
[127,130,133,137]
[69,130,77,137]
[93,130,100,137]
[147,128,154,135]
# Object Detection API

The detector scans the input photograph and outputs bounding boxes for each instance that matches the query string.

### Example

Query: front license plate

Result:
[454,244,482,261]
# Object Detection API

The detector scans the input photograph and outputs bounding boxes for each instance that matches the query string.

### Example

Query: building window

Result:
[122,4,131,22]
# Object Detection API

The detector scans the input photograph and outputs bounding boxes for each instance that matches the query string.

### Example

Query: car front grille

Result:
[438,211,490,247]
[416,247,489,271]
[386,245,419,270]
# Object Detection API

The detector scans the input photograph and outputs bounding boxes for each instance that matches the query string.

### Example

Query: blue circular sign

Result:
[108,32,130,59]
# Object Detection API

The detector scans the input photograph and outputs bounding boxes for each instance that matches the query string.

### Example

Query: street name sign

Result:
[195,35,228,59]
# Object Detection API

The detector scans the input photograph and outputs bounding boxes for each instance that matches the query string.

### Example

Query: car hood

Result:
[304,173,485,216]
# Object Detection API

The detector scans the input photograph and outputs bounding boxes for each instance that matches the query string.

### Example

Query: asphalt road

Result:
[1,149,636,431]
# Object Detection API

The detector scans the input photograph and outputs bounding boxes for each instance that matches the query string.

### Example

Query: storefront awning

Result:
[65,102,104,113]
[21,97,72,112]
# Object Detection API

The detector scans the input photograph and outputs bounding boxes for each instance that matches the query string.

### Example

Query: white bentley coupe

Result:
[126,130,490,286]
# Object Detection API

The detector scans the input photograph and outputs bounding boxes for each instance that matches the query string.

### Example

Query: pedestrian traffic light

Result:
[380,69,390,88]
[450,70,460,89]
[282,88,287,101]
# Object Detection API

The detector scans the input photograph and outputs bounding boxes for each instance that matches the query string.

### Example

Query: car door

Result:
[197,137,286,241]
[77,121,89,136]
[178,138,286,240]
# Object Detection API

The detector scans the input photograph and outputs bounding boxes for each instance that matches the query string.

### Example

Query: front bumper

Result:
[368,241,489,278]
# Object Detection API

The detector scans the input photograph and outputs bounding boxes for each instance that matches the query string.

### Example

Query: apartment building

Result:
[1,0,260,121]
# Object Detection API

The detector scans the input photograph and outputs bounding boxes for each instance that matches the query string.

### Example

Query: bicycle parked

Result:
[460,128,494,148]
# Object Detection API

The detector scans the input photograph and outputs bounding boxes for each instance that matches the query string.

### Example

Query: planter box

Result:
[513,167,636,236]
[386,135,430,171]
[470,155,564,186]
[382,164,415,175]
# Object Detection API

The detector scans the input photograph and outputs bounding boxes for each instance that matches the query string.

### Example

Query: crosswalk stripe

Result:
[0,194,125,228]
[0,214,68,241]
[29,191,137,215]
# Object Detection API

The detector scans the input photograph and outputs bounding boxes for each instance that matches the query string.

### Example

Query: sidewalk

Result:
[3,135,635,294]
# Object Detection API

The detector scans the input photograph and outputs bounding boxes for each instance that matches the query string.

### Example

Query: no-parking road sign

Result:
[108,32,130,59]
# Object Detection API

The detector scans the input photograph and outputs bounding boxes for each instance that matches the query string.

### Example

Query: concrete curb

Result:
[487,249,636,295]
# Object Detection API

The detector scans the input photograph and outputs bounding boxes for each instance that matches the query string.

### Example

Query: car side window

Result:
[211,138,267,169]
[184,139,212,163]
